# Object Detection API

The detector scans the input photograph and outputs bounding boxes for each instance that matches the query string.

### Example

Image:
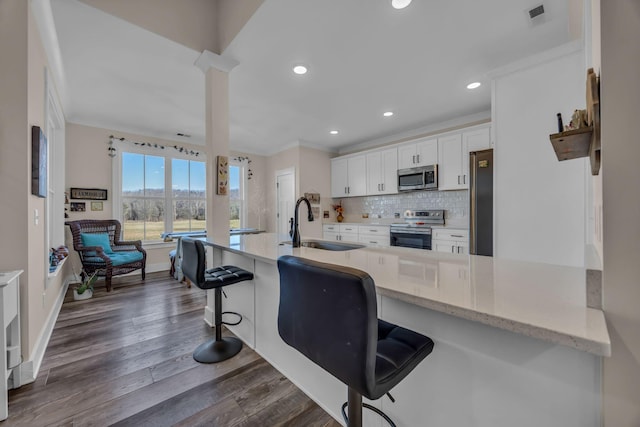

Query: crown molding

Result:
[195,50,239,73]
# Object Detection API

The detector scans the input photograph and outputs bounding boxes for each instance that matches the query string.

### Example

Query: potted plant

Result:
[73,270,98,301]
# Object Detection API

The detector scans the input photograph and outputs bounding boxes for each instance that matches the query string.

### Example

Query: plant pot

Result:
[336,213,344,223]
[73,288,93,301]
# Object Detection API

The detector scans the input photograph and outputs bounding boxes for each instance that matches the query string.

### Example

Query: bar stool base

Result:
[193,336,242,363]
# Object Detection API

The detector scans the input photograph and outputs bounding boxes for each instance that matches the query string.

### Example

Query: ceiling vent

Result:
[528,4,545,19]
[526,3,547,26]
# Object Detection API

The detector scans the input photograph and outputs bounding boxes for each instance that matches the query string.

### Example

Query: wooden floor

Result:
[5,272,341,427]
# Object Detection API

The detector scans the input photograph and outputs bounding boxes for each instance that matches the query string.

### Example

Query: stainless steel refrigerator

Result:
[469,149,493,256]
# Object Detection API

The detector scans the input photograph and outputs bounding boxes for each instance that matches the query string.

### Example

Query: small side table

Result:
[1,270,22,421]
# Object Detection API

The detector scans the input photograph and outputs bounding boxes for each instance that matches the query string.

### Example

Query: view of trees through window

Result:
[121,152,205,241]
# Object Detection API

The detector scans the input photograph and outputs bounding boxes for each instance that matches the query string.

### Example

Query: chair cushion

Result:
[81,233,114,256]
[201,265,254,289]
[82,252,143,266]
[110,252,144,266]
[373,319,434,396]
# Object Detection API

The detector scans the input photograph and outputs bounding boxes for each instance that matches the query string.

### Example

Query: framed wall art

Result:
[70,202,86,212]
[31,126,47,198]
[91,201,104,211]
[70,188,108,200]
[217,155,228,195]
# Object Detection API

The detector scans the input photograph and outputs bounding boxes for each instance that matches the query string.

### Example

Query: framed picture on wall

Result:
[31,126,47,198]
[70,188,108,200]
[217,156,228,195]
[91,201,103,211]
[70,202,86,212]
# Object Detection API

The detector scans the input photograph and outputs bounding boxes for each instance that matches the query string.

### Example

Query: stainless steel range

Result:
[390,209,445,250]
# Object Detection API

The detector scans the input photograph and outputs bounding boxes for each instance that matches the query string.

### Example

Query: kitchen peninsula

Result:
[203,233,609,427]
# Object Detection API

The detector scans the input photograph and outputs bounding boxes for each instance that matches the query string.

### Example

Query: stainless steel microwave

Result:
[398,165,438,191]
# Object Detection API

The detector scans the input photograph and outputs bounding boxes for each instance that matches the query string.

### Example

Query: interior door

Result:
[276,170,295,238]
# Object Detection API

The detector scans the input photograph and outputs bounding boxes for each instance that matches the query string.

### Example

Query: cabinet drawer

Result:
[433,228,468,242]
[323,224,339,232]
[357,225,390,236]
[340,225,358,233]
[358,235,390,247]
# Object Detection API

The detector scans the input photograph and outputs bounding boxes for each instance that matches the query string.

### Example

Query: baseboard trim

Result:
[19,274,71,385]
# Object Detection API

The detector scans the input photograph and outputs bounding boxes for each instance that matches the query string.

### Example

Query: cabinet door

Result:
[397,144,417,170]
[323,231,340,241]
[462,126,491,185]
[331,157,349,197]
[438,134,464,190]
[380,148,398,194]
[347,155,367,197]
[415,138,438,167]
[433,240,458,253]
[340,231,359,243]
[366,151,383,195]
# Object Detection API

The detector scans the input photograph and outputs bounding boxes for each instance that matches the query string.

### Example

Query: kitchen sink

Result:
[280,240,365,251]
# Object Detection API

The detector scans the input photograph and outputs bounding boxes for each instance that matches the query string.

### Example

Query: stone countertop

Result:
[204,233,611,357]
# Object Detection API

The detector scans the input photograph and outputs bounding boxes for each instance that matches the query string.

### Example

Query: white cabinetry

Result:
[323,224,358,243]
[1,270,22,421]
[357,225,390,247]
[331,155,367,198]
[437,126,491,190]
[398,137,438,169]
[366,148,398,195]
[432,228,469,254]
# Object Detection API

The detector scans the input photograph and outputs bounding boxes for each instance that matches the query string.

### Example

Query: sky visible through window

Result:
[122,153,207,192]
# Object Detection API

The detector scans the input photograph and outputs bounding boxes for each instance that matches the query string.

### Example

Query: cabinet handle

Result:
[457,175,461,185]
[451,234,464,238]
[369,229,377,232]
[416,154,420,164]
[381,183,384,191]
[370,241,377,244]
[345,187,347,194]
[463,175,466,184]
[412,155,416,164]
[457,246,461,254]
[451,246,455,253]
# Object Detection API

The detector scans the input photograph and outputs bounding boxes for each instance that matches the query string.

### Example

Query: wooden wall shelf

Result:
[548,68,601,175]
[549,127,593,161]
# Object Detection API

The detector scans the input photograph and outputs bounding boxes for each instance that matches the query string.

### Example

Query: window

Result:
[119,149,206,242]
[229,162,246,230]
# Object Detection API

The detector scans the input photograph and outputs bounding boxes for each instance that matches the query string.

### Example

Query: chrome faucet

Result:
[292,197,314,247]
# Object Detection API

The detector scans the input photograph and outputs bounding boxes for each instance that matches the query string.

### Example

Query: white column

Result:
[195,50,239,326]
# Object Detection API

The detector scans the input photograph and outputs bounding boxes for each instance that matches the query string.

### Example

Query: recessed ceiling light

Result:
[466,82,482,89]
[293,65,308,75]
[330,130,339,135]
[383,111,394,117]
[391,0,412,9]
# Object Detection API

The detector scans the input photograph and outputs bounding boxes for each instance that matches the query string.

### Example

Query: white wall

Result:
[600,0,640,424]
[493,47,587,267]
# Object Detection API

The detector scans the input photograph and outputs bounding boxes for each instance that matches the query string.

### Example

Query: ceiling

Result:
[47,0,574,155]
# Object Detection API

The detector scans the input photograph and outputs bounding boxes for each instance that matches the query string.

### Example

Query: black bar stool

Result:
[182,237,253,363]
[277,255,434,427]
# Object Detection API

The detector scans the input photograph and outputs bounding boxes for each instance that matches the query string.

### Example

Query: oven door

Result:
[390,228,432,250]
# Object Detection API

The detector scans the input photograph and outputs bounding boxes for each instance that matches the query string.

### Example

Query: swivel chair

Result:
[277,255,434,427]
[182,237,253,363]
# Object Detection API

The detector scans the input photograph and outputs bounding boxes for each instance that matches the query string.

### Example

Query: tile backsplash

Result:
[336,190,468,222]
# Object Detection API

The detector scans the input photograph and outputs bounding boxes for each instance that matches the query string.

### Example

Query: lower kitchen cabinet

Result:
[432,228,469,254]
[322,224,358,243]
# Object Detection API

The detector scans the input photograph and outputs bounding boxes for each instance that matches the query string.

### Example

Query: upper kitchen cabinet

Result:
[331,154,367,198]
[438,125,491,190]
[366,148,398,195]
[397,137,438,170]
